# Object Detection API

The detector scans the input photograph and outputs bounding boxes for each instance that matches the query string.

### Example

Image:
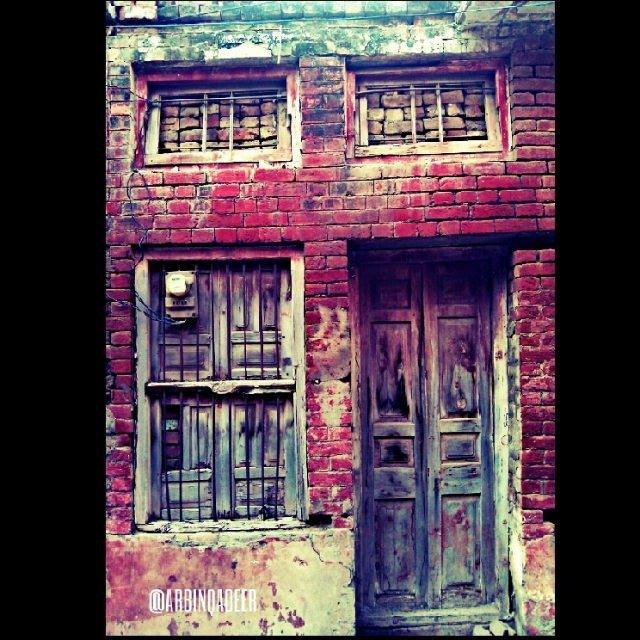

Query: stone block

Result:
[440,90,464,103]
[381,92,411,108]
[367,108,385,121]
[385,108,404,122]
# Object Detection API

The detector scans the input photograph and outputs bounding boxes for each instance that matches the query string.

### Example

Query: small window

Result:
[137,67,298,165]
[348,61,508,157]
[134,251,306,525]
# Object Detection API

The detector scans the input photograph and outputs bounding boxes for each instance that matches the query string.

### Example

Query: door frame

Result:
[349,245,510,623]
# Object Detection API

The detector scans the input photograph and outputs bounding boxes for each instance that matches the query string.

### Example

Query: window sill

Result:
[137,517,307,534]
[144,148,292,166]
[354,140,504,158]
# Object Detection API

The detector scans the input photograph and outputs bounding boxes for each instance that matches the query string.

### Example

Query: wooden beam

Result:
[491,256,510,617]
[290,254,308,520]
[134,258,151,525]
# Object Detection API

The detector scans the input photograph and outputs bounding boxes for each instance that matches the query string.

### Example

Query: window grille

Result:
[144,259,298,522]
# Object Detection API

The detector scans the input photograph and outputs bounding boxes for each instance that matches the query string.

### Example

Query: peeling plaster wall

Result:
[106,528,355,636]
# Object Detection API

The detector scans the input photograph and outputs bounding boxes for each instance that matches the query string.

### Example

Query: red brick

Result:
[212,184,240,198]
[163,171,206,185]
[428,162,463,176]
[478,175,521,189]
[254,168,295,182]
[438,176,476,190]
[499,189,536,203]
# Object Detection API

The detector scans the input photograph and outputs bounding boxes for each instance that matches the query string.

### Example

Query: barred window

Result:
[134,251,306,525]
[137,67,299,166]
[348,61,509,158]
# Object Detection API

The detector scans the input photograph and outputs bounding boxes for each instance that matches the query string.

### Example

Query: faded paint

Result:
[307,306,350,382]
[519,534,555,636]
[106,528,355,636]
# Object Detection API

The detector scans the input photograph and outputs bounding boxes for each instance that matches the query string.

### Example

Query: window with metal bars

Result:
[136,255,305,524]
[349,64,507,158]
[139,68,298,166]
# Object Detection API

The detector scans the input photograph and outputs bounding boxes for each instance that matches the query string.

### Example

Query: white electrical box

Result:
[164,271,198,320]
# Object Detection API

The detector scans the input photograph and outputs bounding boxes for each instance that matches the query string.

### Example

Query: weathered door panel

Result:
[424,262,494,609]
[360,265,425,610]
[358,257,497,621]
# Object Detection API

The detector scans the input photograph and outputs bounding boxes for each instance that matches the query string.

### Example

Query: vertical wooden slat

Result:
[436,83,444,143]
[134,258,151,525]
[478,261,496,605]
[211,399,217,520]
[423,266,442,608]
[195,389,201,521]
[358,84,369,147]
[491,257,510,616]
[410,84,417,144]
[290,255,308,520]
[144,92,161,157]
[178,390,184,521]
[195,265,200,382]
[228,92,234,151]
[201,94,208,153]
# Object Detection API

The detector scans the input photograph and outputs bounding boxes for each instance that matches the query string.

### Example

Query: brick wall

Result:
[106,19,555,539]
[510,248,555,534]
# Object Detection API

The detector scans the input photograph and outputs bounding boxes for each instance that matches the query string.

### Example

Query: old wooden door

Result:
[357,257,498,621]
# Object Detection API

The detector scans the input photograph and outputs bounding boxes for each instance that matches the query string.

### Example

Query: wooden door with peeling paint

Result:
[357,258,497,621]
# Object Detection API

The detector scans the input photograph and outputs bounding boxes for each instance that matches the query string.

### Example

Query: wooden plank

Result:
[146,379,296,393]
[439,419,481,434]
[134,258,151,525]
[373,468,416,499]
[358,88,369,147]
[477,261,496,605]
[145,147,293,165]
[141,65,298,84]
[144,246,300,261]
[290,254,308,520]
[491,257,510,616]
[422,266,442,609]
[348,59,506,77]
[436,84,444,143]
[354,139,503,158]
[144,91,161,157]
[345,71,357,158]
[349,261,365,609]
[410,85,417,145]
[286,72,302,167]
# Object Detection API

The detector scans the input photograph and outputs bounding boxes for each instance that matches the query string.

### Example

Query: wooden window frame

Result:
[346,59,511,159]
[134,66,301,167]
[134,247,308,527]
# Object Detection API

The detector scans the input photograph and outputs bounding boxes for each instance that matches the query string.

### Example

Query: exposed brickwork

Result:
[106,9,555,538]
[509,248,555,540]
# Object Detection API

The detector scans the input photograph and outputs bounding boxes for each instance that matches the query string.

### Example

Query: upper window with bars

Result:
[134,251,306,527]
[348,61,509,158]
[137,67,299,166]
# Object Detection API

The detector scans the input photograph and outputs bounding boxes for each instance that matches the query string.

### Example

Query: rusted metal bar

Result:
[242,262,248,380]
[245,401,251,519]
[161,263,166,381]
[162,389,171,521]
[178,390,184,521]
[258,263,264,380]
[195,264,200,382]
[211,399,217,520]
[260,397,266,519]
[228,400,234,519]
[274,262,281,380]
[274,395,280,520]
[195,388,201,522]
